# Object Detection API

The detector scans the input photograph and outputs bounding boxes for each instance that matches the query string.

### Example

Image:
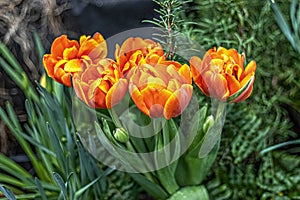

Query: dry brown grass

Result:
[0,0,71,155]
[0,0,70,79]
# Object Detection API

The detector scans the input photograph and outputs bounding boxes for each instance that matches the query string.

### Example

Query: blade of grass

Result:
[74,167,115,200]
[0,185,17,200]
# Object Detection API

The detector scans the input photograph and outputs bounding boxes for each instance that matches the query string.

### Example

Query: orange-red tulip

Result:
[115,37,165,75]
[73,58,127,109]
[190,47,256,102]
[43,33,107,87]
[128,60,193,120]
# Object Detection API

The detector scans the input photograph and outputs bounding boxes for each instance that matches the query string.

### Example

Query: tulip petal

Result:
[228,76,255,102]
[63,46,79,60]
[64,59,83,73]
[51,35,79,58]
[203,71,229,100]
[226,74,240,94]
[242,60,256,79]
[106,78,128,108]
[93,87,106,108]
[178,64,192,84]
[61,73,71,87]
[43,54,57,77]
[130,85,150,116]
[164,84,193,120]
[73,76,90,105]
[190,56,202,76]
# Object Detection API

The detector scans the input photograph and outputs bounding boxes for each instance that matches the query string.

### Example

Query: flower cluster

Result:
[43,33,256,119]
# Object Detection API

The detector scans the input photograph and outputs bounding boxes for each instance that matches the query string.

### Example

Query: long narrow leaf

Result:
[35,178,47,200]
[74,167,115,200]
[0,185,17,200]
[0,42,23,72]
[53,172,67,200]
[0,154,32,179]
[271,1,295,47]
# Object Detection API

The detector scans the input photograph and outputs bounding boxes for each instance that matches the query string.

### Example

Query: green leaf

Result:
[260,139,300,155]
[0,42,23,72]
[0,154,32,179]
[271,1,295,48]
[129,173,168,199]
[35,178,47,200]
[198,102,225,158]
[0,174,24,188]
[167,185,209,200]
[53,172,67,200]
[33,31,45,70]
[0,185,17,200]
[74,167,115,200]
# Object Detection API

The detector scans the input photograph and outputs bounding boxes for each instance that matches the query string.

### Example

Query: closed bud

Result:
[114,128,129,143]
[203,115,214,133]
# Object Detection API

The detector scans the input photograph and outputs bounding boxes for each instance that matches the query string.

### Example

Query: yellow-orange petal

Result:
[140,86,172,118]
[106,78,128,108]
[226,74,241,95]
[178,64,192,84]
[242,60,256,79]
[43,54,57,77]
[130,85,150,116]
[63,46,79,60]
[64,59,83,73]
[51,35,79,58]
[190,56,202,77]
[164,84,193,120]
[73,75,90,104]
[78,32,107,60]
[203,71,229,100]
[92,87,107,108]
[61,73,72,87]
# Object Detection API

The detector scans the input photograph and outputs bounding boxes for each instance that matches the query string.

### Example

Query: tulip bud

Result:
[203,115,214,133]
[114,128,129,143]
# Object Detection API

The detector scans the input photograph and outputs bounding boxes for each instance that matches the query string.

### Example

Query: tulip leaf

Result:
[271,1,295,47]
[129,173,168,199]
[74,167,115,200]
[198,102,225,158]
[0,185,17,200]
[166,185,209,200]
[35,178,47,200]
[53,172,67,200]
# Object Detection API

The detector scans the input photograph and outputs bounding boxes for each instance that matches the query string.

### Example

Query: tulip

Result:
[73,58,128,109]
[128,60,193,120]
[190,47,256,102]
[43,33,107,87]
[115,37,165,75]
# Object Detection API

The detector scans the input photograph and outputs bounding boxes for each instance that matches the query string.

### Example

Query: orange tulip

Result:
[128,60,193,120]
[73,58,128,109]
[190,47,256,102]
[115,37,165,75]
[43,33,107,87]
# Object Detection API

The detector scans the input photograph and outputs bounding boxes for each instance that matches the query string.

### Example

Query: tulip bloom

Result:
[115,37,165,75]
[190,47,256,102]
[73,58,127,109]
[43,33,107,87]
[128,61,193,120]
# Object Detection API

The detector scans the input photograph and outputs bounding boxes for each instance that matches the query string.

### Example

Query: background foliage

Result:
[188,0,300,199]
